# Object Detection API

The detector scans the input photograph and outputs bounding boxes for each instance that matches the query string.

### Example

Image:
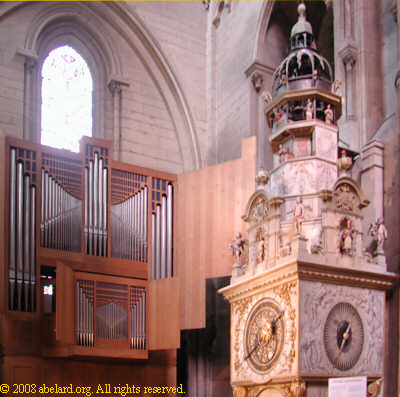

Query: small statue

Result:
[257,234,265,263]
[293,196,304,235]
[337,149,353,175]
[303,99,314,120]
[255,165,269,188]
[369,217,388,252]
[340,219,353,256]
[229,232,248,265]
[272,107,284,129]
[324,104,334,124]
[278,144,287,164]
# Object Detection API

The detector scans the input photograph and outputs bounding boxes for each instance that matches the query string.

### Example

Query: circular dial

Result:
[323,302,364,371]
[244,298,284,373]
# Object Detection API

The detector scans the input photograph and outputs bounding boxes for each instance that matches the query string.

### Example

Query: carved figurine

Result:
[369,217,388,252]
[303,98,314,120]
[255,165,269,188]
[272,107,284,129]
[293,196,304,235]
[257,234,265,263]
[324,104,334,124]
[278,144,287,164]
[337,149,353,175]
[229,232,247,265]
[340,219,353,256]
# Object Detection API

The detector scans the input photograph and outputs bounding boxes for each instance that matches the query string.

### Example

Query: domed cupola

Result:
[272,2,333,96]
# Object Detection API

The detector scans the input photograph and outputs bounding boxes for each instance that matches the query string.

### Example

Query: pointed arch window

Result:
[41,45,93,152]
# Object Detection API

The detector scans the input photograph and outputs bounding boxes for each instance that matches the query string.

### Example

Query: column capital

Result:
[338,43,358,69]
[107,75,129,95]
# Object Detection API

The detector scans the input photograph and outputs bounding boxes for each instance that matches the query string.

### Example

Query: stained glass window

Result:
[41,45,92,152]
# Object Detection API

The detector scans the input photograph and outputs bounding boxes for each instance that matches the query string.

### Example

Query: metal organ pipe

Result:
[16,162,23,310]
[9,149,17,310]
[8,151,37,312]
[161,196,167,279]
[130,289,146,350]
[30,186,36,311]
[76,281,94,347]
[167,184,173,278]
[23,174,30,311]
[150,184,173,280]
[84,155,107,257]
[110,186,147,261]
[151,214,156,279]
[155,205,161,280]
[103,167,108,256]
[40,171,81,253]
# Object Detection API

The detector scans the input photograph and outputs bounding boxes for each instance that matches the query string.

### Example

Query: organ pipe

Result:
[40,170,81,252]
[84,154,108,256]
[151,185,173,279]
[8,150,36,312]
[130,290,146,350]
[110,187,148,261]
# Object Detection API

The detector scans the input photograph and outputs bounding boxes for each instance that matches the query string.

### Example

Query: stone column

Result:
[108,78,129,161]
[17,49,38,142]
[360,139,384,248]
[339,47,357,120]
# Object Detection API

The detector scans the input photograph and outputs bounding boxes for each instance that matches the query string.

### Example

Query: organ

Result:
[4,136,177,359]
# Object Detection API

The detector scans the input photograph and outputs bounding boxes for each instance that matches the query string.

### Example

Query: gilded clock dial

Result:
[323,302,364,371]
[244,298,284,373]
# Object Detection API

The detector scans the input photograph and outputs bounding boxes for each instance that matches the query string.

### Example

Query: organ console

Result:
[5,136,176,358]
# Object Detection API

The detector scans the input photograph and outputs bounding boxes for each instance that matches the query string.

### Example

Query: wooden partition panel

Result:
[176,137,257,329]
[56,261,75,345]
[0,131,5,314]
[148,277,180,350]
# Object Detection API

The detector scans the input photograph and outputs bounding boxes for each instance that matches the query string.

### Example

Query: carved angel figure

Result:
[369,217,388,251]
[229,232,248,265]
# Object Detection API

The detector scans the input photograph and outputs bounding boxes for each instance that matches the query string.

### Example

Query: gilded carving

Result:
[274,282,297,375]
[233,297,252,377]
[290,378,306,397]
[251,196,269,223]
[247,385,264,397]
[233,386,247,397]
[334,184,357,212]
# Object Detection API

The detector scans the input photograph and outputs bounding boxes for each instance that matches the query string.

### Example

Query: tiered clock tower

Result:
[220,4,395,397]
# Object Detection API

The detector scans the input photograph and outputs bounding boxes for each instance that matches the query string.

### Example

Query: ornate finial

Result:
[367,378,383,397]
[290,1,313,39]
[290,377,306,397]
[298,2,306,20]
[255,165,270,188]
[337,149,353,175]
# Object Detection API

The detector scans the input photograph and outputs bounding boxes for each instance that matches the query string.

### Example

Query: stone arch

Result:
[332,176,369,212]
[242,189,269,224]
[14,1,201,171]
[20,4,123,146]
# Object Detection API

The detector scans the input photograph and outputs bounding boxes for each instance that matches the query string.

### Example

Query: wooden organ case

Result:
[2,136,180,372]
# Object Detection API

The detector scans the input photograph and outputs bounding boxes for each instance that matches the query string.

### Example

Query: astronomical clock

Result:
[219,4,395,397]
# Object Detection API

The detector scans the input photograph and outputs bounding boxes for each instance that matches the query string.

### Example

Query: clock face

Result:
[323,302,364,371]
[244,298,285,374]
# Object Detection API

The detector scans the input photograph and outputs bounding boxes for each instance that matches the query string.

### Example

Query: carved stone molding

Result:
[213,0,232,28]
[250,72,263,93]
[339,43,358,69]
